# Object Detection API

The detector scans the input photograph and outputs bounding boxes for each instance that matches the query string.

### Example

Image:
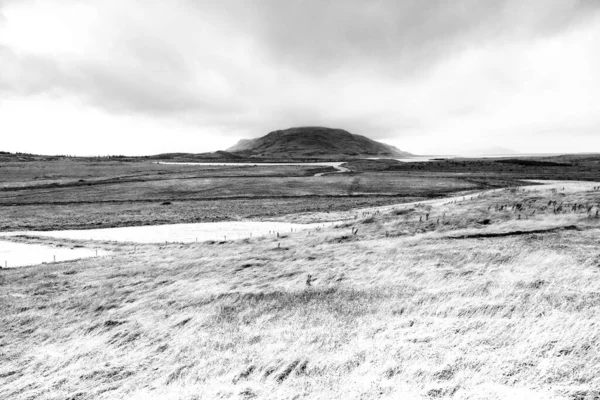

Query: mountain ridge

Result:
[227,127,412,159]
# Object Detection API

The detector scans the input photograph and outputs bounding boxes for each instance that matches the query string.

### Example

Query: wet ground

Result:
[0,220,332,245]
[0,240,108,268]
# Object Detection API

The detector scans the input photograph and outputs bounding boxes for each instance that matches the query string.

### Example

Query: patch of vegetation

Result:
[494,159,572,167]
[3,155,600,398]
[0,160,509,231]
[2,181,600,399]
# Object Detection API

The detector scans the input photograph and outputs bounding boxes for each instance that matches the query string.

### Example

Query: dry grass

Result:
[1,159,503,231]
[1,181,600,399]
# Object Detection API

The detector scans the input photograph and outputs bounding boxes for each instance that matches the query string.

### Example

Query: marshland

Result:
[1,154,600,399]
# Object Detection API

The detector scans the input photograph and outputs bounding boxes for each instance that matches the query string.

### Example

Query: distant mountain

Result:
[227,127,412,159]
[150,150,244,160]
[461,146,519,157]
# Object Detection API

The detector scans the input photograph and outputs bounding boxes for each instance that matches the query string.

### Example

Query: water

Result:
[369,154,565,163]
[0,240,107,268]
[161,154,564,168]
[157,161,345,167]
[0,221,331,245]
[387,157,440,162]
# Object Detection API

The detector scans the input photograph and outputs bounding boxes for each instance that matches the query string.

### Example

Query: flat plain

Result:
[1,154,600,399]
[0,157,517,231]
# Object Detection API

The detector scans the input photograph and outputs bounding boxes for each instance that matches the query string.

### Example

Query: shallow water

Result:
[0,221,332,244]
[0,241,106,268]
[157,161,344,167]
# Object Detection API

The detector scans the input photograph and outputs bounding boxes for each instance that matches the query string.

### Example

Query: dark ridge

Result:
[495,159,572,167]
[227,126,412,159]
[446,225,580,239]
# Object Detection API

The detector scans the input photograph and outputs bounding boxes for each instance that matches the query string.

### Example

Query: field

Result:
[1,156,600,399]
[0,158,518,231]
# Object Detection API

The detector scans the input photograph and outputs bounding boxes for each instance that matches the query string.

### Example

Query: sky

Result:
[1,0,600,156]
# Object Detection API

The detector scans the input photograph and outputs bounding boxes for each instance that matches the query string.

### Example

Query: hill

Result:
[227,127,412,159]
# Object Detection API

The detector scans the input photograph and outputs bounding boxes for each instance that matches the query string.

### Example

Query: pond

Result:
[0,240,108,268]
[0,221,333,245]
[156,161,345,167]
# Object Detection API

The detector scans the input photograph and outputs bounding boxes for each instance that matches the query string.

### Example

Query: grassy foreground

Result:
[1,182,600,399]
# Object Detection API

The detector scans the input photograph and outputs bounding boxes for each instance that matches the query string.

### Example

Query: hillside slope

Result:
[2,181,600,399]
[227,127,412,158]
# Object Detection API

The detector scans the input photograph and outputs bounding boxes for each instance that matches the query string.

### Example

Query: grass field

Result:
[0,159,519,231]
[1,180,600,399]
[345,157,600,182]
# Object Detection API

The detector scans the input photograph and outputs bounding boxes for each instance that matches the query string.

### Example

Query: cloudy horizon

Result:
[1,0,599,156]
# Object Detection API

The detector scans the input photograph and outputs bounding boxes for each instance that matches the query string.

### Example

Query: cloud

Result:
[1,0,600,155]
[0,1,237,115]
[208,0,600,75]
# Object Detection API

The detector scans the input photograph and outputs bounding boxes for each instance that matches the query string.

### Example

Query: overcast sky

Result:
[1,0,599,156]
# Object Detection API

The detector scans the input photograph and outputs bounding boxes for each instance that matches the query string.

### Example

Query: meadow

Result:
[1,176,600,399]
[0,155,600,400]
[0,158,516,231]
